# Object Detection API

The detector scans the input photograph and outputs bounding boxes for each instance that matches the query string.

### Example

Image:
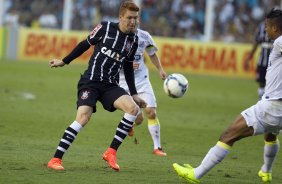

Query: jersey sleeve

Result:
[145,34,158,56]
[86,22,105,45]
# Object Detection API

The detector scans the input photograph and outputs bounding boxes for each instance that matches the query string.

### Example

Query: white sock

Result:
[70,121,83,132]
[261,140,280,172]
[195,141,231,179]
[148,118,161,149]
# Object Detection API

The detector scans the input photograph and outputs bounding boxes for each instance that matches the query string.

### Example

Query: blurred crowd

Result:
[2,0,281,43]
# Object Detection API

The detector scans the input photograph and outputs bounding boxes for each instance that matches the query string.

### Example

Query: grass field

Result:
[1,60,282,184]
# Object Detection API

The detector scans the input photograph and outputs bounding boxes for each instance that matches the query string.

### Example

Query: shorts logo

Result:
[81,90,90,100]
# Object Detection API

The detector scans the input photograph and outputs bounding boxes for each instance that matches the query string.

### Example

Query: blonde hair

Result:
[119,1,139,16]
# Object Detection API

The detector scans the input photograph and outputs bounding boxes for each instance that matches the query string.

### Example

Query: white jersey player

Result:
[119,28,167,156]
[173,9,282,184]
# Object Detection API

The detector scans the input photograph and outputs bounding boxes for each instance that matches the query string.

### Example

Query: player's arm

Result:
[124,40,147,108]
[123,60,137,95]
[49,23,104,68]
[49,40,91,68]
[148,52,166,80]
[246,42,259,61]
[123,61,146,108]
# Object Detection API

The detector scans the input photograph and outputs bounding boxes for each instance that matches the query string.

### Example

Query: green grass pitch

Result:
[0,60,281,184]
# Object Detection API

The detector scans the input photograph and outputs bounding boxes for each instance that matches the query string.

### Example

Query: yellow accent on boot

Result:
[173,163,200,183]
[258,170,272,183]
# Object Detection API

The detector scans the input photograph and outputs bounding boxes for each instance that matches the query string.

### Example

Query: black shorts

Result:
[256,65,267,83]
[77,76,129,113]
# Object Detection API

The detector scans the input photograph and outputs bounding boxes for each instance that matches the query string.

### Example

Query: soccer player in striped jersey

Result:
[244,21,273,99]
[119,28,167,156]
[47,1,146,171]
[173,8,282,183]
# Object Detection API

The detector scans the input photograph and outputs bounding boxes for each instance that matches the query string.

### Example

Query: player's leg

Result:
[127,110,143,136]
[144,107,167,156]
[195,115,254,178]
[47,87,96,170]
[101,86,140,171]
[47,105,93,170]
[173,114,254,182]
[258,133,280,183]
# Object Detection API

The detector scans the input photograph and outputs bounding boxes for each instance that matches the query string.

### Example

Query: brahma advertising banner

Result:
[18,28,259,78]
[18,28,92,63]
[0,27,4,59]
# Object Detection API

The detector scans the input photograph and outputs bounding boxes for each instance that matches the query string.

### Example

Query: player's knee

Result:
[146,109,156,119]
[125,104,140,116]
[76,112,91,126]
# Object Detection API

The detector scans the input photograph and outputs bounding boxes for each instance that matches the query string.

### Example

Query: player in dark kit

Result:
[47,1,146,171]
[244,21,273,99]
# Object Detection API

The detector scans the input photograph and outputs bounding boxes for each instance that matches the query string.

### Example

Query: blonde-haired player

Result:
[119,28,167,156]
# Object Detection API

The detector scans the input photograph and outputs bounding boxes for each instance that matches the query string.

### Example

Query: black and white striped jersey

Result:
[255,22,273,67]
[83,21,138,85]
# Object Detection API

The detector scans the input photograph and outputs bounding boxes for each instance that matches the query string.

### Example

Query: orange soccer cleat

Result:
[153,148,167,156]
[102,148,120,171]
[47,158,64,170]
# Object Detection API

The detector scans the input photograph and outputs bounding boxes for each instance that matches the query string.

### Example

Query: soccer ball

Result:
[163,73,189,98]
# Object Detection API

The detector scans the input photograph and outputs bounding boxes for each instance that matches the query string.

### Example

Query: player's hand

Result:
[132,61,140,70]
[49,59,66,68]
[132,94,147,108]
[159,68,167,80]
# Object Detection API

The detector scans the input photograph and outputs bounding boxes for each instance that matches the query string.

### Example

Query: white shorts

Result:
[119,78,156,108]
[241,100,282,135]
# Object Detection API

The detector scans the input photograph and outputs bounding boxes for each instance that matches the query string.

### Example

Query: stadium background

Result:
[1,0,282,78]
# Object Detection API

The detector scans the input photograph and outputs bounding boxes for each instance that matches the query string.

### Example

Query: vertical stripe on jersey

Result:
[108,62,116,83]
[100,57,108,81]
[103,21,110,43]
[112,31,119,48]
[121,35,128,53]
[90,52,100,80]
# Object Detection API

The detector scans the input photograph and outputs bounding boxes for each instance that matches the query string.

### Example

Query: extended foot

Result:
[47,158,64,170]
[173,163,200,183]
[258,170,272,183]
[102,148,120,171]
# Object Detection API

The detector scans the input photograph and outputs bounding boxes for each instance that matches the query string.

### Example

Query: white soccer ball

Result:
[163,73,189,98]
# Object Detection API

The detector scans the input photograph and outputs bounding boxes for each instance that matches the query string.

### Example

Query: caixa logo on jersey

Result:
[101,47,122,61]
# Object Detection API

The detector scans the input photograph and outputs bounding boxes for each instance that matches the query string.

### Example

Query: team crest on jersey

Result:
[125,41,132,52]
[81,90,90,100]
[89,24,102,39]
